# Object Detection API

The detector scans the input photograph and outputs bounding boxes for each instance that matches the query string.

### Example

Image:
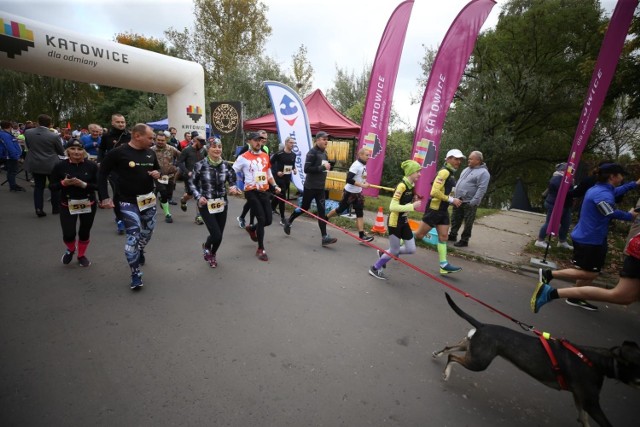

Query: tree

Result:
[290,44,314,97]
[326,66,370,124]
[165,0,271,98]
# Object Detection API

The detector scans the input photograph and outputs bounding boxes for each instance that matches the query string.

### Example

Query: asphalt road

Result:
[1,186,639,426]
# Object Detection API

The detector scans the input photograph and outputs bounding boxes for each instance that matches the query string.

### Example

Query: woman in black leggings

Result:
[189,139,240,268]
[49,139,99,267]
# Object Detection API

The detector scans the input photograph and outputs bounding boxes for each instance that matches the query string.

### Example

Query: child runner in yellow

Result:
[369,160,422,280]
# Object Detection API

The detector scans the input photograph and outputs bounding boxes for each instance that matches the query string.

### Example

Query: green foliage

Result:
[326,66,370,123]
[291,44,314,97]
[380,130,414,188]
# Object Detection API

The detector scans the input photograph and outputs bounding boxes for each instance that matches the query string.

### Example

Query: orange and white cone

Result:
[371,207,387,234]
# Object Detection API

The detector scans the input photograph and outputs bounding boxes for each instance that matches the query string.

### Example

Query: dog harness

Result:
[538,334,594,390]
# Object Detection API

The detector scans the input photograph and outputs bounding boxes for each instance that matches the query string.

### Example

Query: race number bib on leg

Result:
[207,198,225,214]
[68,199,91,215]
[158,175,169,185]
[136,192,157,211]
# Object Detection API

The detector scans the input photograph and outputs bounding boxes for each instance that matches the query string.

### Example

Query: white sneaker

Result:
[557,241,574,250]
[534,240,548,249]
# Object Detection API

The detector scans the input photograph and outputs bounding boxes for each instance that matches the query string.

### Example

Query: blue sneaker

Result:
[116,220,125,235]
[439,263,462,275]
[130,272,143,290]
[531,282,553,313]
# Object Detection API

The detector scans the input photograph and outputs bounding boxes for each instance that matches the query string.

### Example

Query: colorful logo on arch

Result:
[0,18,34,58]
[186,105,203,123]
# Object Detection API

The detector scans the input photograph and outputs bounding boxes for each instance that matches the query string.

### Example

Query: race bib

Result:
[158,175,169,185]
[68,199,91,215]
[254,171,267,184]
[283,165,293,175]
[136,191,156,211]
[207,198,225,214]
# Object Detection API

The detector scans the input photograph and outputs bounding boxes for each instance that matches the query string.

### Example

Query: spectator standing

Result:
[24,114,64,217]
[448,150,490,247]
[534,162,575,250]
[0,120,26,192]
[80,123,102,159]
[179,132,192,150]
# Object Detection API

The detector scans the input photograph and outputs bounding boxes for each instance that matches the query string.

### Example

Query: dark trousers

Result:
[4,159,19,189]
[156,180,175,204]
[287,188,327,236]
[33,173,60,213]
[270,178,290,219]
[449,203,478,243]
[244,190,272,249]
[199,204,228,254]
[59,203,97,243]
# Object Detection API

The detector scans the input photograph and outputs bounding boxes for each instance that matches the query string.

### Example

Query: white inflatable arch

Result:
[0,11,205,135]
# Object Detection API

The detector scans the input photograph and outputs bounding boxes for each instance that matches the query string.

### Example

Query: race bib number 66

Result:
[207,198,225,214]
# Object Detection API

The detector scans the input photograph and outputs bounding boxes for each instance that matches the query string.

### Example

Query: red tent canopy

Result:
[243,89,361,139]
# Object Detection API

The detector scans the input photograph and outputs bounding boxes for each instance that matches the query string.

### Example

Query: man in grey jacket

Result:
[448,150,490,247]
[24,114,64,217]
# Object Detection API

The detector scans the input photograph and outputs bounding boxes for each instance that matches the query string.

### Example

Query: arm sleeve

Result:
[189,163,201,200]
[346,171,357,186]
[304,151,323,174]
[389,183,415,213]
[430,169,450,201]
[177,149,188,176]
[97,151,114,200]
[49,162,64,191]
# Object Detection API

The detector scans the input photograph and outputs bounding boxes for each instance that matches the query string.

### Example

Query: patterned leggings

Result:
[120,201,156,274]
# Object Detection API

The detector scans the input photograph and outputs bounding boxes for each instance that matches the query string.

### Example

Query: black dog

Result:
[432,293,640,427]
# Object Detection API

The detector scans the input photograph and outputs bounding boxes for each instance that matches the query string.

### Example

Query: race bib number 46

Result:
[136,192,157,211]
[69,198,91,215]
[207,198,225,214]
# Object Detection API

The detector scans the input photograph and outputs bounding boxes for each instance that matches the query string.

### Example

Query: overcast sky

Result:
[2,0,619,125]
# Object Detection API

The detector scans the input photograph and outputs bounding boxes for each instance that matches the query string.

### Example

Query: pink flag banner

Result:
[411,0,495,209]
[357,0,414,197]
[547,0,638,237]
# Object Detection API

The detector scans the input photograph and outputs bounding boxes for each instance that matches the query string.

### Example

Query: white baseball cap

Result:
[446,149,466,159]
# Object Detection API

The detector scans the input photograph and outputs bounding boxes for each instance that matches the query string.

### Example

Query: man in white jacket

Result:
[448,151,490,247]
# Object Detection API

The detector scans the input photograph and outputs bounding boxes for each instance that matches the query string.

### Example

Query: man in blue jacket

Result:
[534,163,640,311]
[0,120,25,192]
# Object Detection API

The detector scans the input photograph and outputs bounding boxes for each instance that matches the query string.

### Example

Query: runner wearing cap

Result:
[414,148,465,275]
[50,139,99,267]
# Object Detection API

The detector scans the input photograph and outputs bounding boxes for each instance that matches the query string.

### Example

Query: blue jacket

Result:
[571,181,636,245]
[80,134,100,156]
[0,129,22,160]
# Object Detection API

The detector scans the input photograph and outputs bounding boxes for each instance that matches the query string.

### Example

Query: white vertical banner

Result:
[264,81,313,192]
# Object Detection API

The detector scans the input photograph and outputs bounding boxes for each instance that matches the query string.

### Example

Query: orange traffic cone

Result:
[371,207,387,234]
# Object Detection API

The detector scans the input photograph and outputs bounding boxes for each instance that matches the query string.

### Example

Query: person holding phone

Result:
[49,139,99,267]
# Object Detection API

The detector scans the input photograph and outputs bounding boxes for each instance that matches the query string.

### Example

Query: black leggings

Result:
[199,203,228,254]
[244,190,272,249]
[59,203,97,243]
[270,178,290,219]
[288,188,327,236]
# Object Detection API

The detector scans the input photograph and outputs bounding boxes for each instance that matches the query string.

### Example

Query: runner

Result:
[50,139,99,267]
[189,138,240,268]
[368,160,422,280]
[233,131,281,261]
[98,124,160,290]
[151,132,180,223]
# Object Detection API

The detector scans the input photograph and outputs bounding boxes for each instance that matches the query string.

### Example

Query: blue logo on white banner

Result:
[264,81,313,191]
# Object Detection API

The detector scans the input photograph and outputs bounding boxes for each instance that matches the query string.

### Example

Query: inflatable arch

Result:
[0,11,206,136]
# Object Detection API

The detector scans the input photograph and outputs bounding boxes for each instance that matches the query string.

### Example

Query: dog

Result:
[432,293,640,427]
